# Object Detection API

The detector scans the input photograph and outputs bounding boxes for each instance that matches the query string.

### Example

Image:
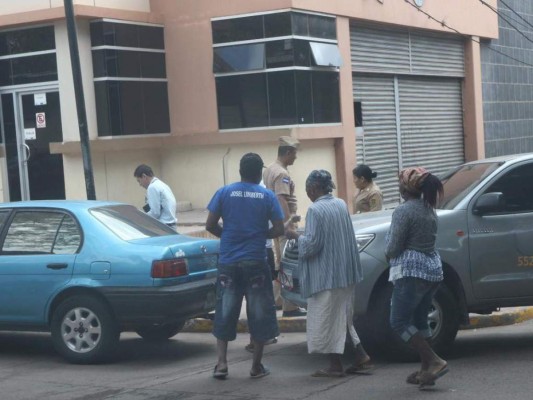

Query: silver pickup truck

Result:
[281,153,533,360]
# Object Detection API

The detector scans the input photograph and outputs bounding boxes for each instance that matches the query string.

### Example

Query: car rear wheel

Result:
[355,283,459,361]
[51,295,119,364]
[135,321,185,341]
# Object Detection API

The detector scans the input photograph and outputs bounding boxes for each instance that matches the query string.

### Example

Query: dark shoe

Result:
[282,309,307,317]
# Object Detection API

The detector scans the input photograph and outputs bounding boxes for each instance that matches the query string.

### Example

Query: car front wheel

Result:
[135,321,185,341]
[51,295,119,364]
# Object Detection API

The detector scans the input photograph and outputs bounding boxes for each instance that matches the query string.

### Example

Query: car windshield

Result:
[90,205,177,240]
[438,162,503,209]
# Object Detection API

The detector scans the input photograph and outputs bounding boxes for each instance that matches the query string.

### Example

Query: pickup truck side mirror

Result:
[473,192,505,215]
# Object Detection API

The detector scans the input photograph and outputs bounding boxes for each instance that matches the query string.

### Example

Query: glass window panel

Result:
[11,53,58,85]
[0,59,11,86]
[91,49,106,78]
[53,216,81,254]
[308,15,336,40]
[140,52,166,78]
[266,40,294,68]
[94,81,170,136]
[268,71,297,126]
[138,26,165,49]
[212,16,264,44]
[143,82,170,133]
[213,43,265,73]
[292,13,308,36]
[311,71,341,123]
[295,71,313,124]
[294,39,311,66]
[103,22,139,47]
[90,21,105,47]
[0,26,55,56]
[2,211,64,254]
[264,12,292,37]
[105,49,141,77]
[309,42,343,67]
[216,74,268,129]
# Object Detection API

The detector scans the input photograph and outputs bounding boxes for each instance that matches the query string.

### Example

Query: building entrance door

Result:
[0,90,65,201]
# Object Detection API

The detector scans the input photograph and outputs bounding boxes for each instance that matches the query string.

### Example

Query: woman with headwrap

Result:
[286,170,372,378]
[386,167,448,388]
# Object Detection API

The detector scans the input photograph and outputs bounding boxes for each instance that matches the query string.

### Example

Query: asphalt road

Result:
[1,320,533,399]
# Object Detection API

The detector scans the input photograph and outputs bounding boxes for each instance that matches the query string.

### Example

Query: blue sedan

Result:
[0,201,218,364]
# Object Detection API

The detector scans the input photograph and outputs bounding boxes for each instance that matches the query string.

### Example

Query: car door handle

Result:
[47,263,68,270]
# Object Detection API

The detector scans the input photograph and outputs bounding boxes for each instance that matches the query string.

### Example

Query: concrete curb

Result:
[183,307,533,334]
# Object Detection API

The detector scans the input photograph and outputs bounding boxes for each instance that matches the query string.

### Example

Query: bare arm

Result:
[205,211,223,238]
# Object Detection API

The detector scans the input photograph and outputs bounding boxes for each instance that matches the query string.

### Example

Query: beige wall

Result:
[0,0,151,15]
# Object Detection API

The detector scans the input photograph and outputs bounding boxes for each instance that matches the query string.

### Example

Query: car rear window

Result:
[90,205,177,240]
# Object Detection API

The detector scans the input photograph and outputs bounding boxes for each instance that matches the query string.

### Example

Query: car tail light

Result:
[151,258,188,278]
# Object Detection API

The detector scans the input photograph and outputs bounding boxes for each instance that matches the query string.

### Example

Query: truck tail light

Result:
[151,258,188,278]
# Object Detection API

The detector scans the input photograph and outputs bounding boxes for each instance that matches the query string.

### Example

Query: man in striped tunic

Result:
[286,170,372,377]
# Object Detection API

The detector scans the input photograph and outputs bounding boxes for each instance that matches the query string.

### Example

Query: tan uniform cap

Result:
[279,136,300,148]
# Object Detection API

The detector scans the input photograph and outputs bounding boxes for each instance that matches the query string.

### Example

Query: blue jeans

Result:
[213,260,279,342]
[390,277,440,342]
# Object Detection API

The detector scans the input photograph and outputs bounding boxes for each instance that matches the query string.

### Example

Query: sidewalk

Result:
[183,304,533,334]
[176,209,533,333]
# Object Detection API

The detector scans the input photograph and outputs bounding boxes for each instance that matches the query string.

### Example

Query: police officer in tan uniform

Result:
[263,136,306,317]
[352,164,383,213]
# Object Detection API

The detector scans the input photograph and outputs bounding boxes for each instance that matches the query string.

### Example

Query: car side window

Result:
[2,211,81,255]
[484,163,533,213]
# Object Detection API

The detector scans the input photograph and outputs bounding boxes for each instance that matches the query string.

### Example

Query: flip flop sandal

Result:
[418,366,449,389]
[250,364,270,379]
[345,361,375,375]
[311,369,346,378]
[213,365,228,380]
[406,371,435,386]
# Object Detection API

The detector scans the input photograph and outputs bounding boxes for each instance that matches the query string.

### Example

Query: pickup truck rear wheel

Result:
[136,321,185,341]
[361,283,459,361]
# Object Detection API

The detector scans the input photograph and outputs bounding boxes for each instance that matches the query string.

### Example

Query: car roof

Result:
[0,200,125,211]
[464,152,533,165]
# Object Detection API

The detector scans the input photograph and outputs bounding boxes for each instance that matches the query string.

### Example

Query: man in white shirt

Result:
[134,164,177,229]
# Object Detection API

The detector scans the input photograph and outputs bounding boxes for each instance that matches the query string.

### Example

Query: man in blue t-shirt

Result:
[206,153,284,380]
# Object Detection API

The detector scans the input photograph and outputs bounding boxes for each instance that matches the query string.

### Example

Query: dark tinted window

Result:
[268,71,297,125]
[0,53,58,86]
[295,71,313,124]
[92,49,166,78]
[312,71,340,123]
[216,73,268,129]
[484,163,533,213]
[91,204,176,240]
[294,39,311,66]
[90,21,164,49]
[308,15,336,40]
[2,211,80,255]
[213,43,265,73]
[0,26,55,56]
[264,12,292,37]
[212,16,264,44]
[266,40,294,68]
[95,81,170,136]
[292,13,308,36]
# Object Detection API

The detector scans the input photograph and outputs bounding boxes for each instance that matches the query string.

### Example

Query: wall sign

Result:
[36,112,46,128]
[24,128,36,140]
[34,93,47,106]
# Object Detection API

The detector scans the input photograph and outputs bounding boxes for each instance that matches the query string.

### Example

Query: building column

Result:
[463,36,485,161]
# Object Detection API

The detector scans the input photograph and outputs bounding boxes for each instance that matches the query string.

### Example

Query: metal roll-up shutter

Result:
[410,32,465,77]
[350,25,410,74]
[353,74,400,205]
[399,77,464,175]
